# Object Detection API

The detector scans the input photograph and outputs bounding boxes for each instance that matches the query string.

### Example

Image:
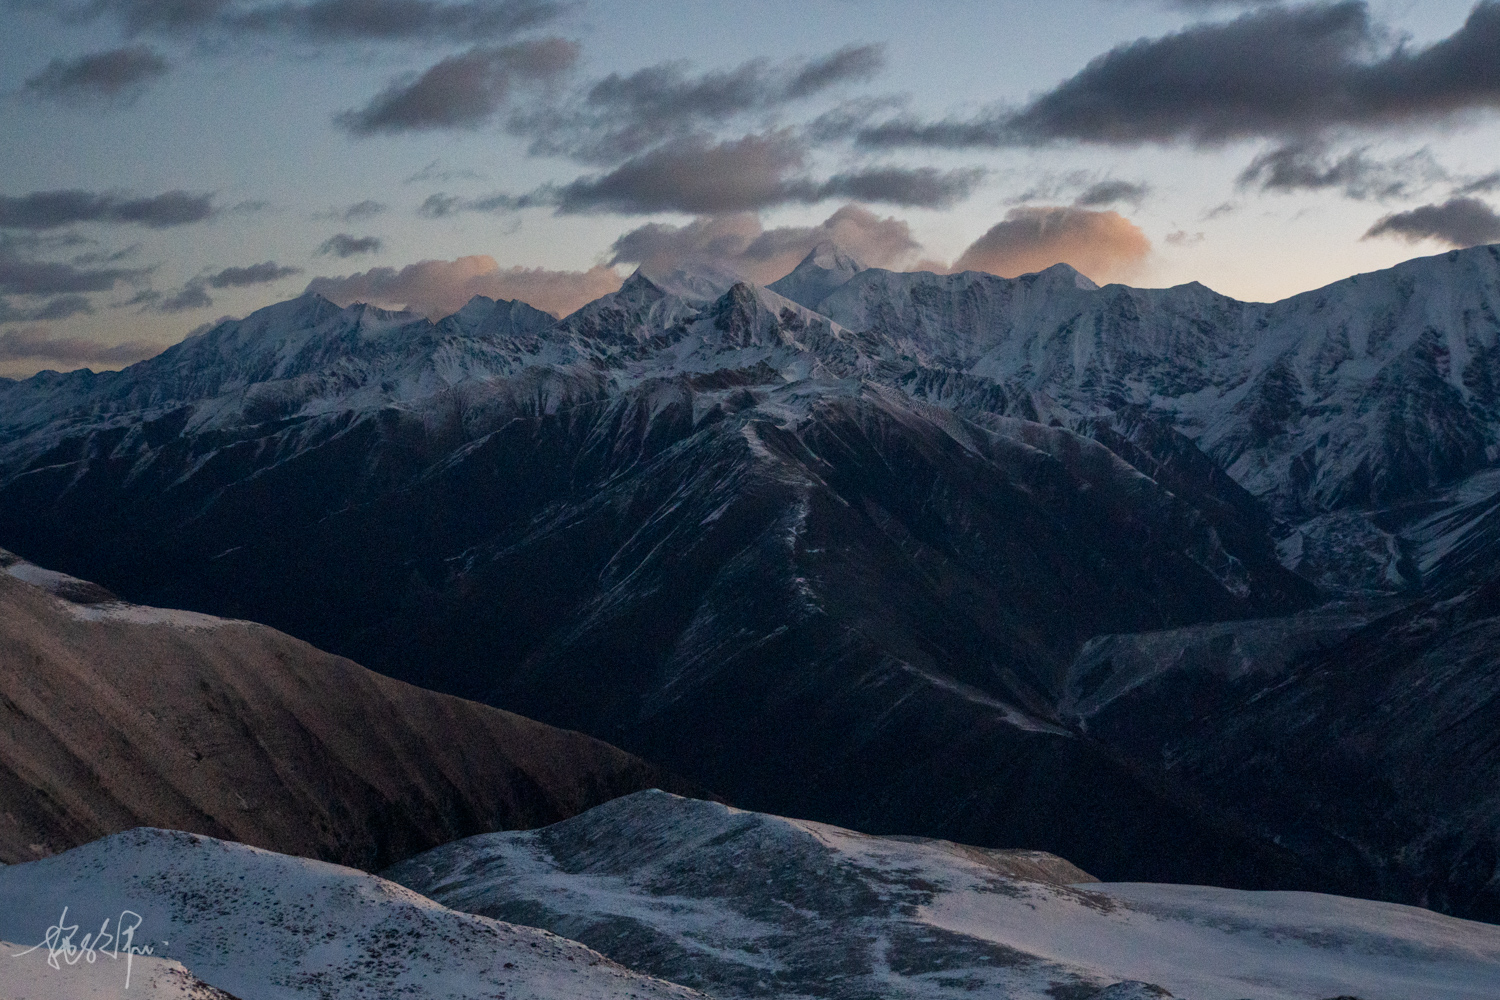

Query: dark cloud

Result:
[0,255,143,295]
[0,325,163,364]
[0,294,95,323]
[317,233,382,257]
[157,283,215,312]
[553,132,805,213]
[1237,141,1446,199]
[305,255,620,317]
[811,166,986,208]
[24,45,168,104]
[0,189,214,229]
[205,261,302,287]
[516,45,885,165]
[552,132,984,214]
[608,204,923,282]
[951,206,1151,284]
[337,38,577,135]
[1074,180,1151,207]
[857,1,1500,148]
[1363,197,1500,247]
[74,0,563,44]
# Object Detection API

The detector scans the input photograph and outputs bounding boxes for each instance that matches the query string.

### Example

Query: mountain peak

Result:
[767,242,868,311]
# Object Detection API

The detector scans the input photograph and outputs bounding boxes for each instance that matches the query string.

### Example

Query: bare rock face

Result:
[0,549,692,869]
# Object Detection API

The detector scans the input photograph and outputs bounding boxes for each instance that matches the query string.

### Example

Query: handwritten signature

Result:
[10,906,159,989]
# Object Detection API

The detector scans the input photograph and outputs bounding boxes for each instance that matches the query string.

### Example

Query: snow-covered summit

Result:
[765,241,867,310]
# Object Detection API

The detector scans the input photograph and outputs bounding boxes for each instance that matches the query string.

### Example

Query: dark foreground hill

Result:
[0,549,690,869]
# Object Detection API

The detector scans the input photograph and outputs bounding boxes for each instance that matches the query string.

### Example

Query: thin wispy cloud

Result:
[64,0,565,44]
[1237,142,1449,200]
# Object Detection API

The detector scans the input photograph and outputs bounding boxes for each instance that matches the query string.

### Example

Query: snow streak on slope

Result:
[389,791,1500,1000]
[0,828,708,1000]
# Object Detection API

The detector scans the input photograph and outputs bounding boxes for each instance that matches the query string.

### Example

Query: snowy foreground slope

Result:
[0,827,707,1000]
[389,791,1500,1000]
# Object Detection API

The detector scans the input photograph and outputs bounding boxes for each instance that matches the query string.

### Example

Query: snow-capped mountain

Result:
[0,827,709,1000]
[2,245,1499,921]
[765,242,867,309]
[389,789,1500,1000]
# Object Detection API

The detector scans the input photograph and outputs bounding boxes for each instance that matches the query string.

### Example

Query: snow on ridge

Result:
[389,789,1500,1000]
[0,826,708,1000]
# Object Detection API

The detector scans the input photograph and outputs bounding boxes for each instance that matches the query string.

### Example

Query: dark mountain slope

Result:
[0,549,692,870]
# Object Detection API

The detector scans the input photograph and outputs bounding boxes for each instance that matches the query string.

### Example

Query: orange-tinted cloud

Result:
[305,255,623,318]
[950,206,1150,284]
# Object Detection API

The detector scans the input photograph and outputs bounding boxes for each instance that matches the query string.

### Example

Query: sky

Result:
[1,0,1499,377]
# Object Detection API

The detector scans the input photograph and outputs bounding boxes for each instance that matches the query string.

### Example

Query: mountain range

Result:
[1,242,1498,920]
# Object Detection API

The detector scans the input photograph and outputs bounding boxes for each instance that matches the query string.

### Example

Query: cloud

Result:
[317,233,382,257]
[950,206,1151,284]
[205,261,302,287]
[0,325,163,364]
[24,46,168,104]
[0,294,95,323]
[553,132,984,214]
[1074,180,1151,207]
[517,45,885,165]
[417,190,546,217]
[1363,197,1500,247]
[856,1,1500,148]
[157,283,216,312]
[0,189,215,229]
[304,255,622,317]
[73,0,564,44]
[337,38,577,135]
[314,199,386,221]
[1454,171,1500,195]
[0,254,143,295]
[403,161,486,184]
[1237,141,1447,199]
[230,0,562,42]
[608,204,923,282]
